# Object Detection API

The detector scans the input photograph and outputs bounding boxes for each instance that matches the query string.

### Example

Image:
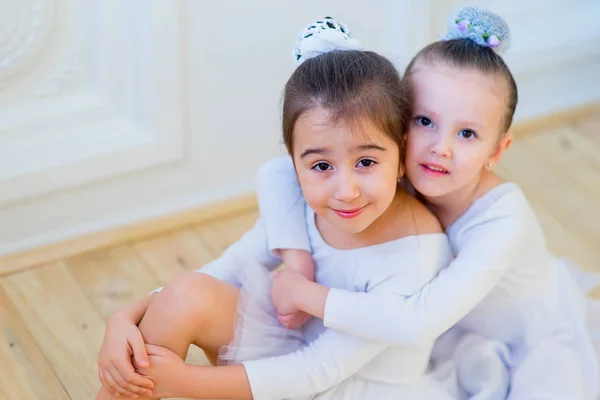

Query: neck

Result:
[424,170,500,230]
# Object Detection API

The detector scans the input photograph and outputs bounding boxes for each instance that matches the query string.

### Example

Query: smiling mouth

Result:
[421,164,449,175]
[332,206,365,219]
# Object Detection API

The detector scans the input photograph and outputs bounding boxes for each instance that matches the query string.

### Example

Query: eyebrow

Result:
[415,107,485,130]
[413,107,438,119]
[300,144,386,158]
[353,144,387,152]
[300,148,329,158]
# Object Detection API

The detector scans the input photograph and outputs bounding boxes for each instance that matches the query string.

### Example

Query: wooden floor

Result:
[2,110,600,399]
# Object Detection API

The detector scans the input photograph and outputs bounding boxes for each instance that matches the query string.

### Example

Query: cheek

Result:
[298,171,330,208]
[454,145,490,175]
[406,132,426,159]
[362,169,397,201]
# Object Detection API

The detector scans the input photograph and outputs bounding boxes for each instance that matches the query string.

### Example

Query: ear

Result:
[397,163,405,182]
[487,134,513,168]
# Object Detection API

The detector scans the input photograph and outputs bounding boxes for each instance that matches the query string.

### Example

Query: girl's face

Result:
[405,62,512,199]
[292,107,401,234]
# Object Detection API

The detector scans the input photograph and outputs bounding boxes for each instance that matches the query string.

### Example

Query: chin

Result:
[329,217,372,234]
[344,223,370,234]
[411,180,452,198]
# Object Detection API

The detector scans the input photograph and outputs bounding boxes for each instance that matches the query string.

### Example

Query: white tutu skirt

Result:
[215,259,600,399]
[218,262,306,365]
[438,259,600,400]
[215,262,509,399]
[562,260,600,399]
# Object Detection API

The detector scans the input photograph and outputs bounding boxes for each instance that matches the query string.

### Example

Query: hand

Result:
[274,249,315,329]
[277,310,311,330]
[97,312,154,398]
[279,249,315,281]
[271,270,308,316]
[134,344,188,399]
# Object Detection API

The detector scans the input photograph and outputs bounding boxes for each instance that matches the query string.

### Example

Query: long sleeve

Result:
[324,210,522,346]
[200,219,282,284]
[255,156,311,254]
[240,266,426,399]
[243,328,387,400]
[153,219,280,292]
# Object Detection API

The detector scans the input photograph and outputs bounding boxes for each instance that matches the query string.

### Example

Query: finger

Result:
[145,343,169,356]
[107,363,146,397]
[100,368,119,396]
[277,312,290,319]
[113,354,154,389]
[129,337,149,368]
[287,318,302,330]
[289,314,309,330]
[98,367,109,392]
[287,311,311,329]
[278,314,293,328]
[287,313,304,329]
[145,344,160,355]
[123,364,154,390]
[103,368,138,398]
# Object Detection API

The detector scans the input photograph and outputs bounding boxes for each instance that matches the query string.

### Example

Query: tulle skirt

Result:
[215,259,600,399]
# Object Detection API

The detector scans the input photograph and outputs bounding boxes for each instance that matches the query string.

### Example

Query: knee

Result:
[154,272,222,321]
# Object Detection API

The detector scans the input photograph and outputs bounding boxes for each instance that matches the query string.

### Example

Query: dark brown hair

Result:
[282,50,409,157]
[404,39,518,133]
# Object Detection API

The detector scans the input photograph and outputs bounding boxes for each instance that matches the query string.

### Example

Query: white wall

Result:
[1,0,599,257]
[428,0,600,121]
[0,0,413,256]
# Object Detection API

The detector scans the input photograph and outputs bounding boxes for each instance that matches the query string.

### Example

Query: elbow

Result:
[390,321,436,348]
[256,156,290,185]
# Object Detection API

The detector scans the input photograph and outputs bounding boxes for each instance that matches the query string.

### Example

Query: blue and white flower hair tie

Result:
[293,17,363,66]
[442,6,510,54]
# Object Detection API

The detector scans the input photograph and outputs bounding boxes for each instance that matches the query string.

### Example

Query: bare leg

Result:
[96,272,239,400]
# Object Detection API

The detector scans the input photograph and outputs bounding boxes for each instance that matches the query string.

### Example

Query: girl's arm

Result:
[256,156,310,255]
[256,156,314,277]
[177,321,388,399]
[180,266,433,400]
[112,292,155,325]
[151,218,281,292]
[320,212,521,345]
[243,329,387,399]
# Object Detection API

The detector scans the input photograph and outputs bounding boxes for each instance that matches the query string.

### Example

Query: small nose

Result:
[334,170,360,202]
[429,133,452,158]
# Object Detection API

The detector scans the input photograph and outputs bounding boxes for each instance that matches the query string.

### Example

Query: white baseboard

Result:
[0,180,256,260]
[514,56,600,123]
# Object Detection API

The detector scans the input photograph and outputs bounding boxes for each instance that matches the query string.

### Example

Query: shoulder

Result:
[407,196,444,235]
[462,183,531,231]
[450,184,537,257]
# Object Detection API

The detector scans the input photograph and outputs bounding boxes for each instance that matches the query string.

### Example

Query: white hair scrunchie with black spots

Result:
[293,17,362,66]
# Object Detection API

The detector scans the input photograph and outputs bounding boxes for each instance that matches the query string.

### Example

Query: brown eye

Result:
[313,162,331,171]
[459,129,477,139]
[358,159,376,168]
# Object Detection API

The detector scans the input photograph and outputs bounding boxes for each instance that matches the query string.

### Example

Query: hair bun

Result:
[442,6,510,53]
[293,17,363,66]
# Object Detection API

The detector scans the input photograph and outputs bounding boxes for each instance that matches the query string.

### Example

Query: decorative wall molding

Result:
[0,0,186,206]
[0,0,54,85]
